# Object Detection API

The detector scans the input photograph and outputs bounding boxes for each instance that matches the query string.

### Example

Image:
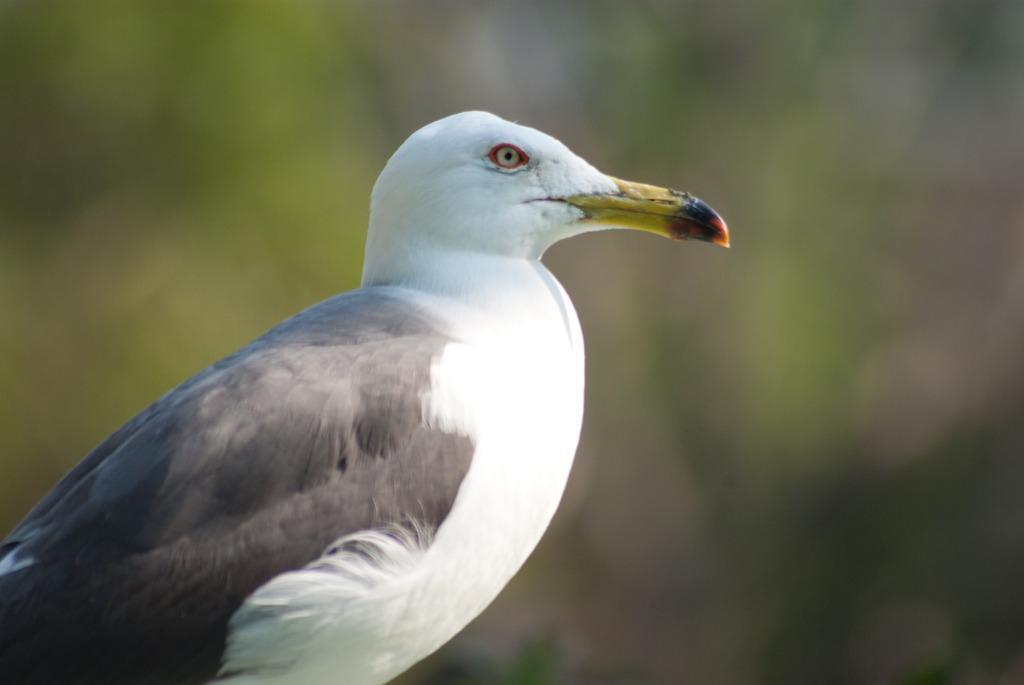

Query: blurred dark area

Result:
[2,2,1023,684]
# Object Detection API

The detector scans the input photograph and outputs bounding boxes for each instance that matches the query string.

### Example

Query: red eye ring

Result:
[488,144,529,169]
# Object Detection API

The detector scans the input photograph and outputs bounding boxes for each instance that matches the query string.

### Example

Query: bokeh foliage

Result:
[2,2,1024,684]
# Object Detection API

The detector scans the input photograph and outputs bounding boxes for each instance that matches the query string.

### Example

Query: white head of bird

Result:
[362,111,728,289]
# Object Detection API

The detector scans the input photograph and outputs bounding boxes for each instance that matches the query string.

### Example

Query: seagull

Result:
[0,111,728,685]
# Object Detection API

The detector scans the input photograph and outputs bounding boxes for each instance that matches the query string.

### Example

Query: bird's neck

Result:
[362,249,583,354]
[364,248,545,308]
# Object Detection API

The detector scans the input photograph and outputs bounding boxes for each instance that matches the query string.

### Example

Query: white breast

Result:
[217,256,585,685]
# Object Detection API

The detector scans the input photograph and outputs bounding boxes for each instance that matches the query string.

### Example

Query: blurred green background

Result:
[2,2,1023,684]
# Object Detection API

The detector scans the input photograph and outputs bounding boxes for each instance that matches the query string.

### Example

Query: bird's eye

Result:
[488,144,529,169]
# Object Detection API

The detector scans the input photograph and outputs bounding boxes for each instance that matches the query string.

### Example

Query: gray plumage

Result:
[0,288,475,685]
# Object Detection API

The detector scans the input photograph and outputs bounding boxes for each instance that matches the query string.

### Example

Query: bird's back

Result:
[0,288,475,685]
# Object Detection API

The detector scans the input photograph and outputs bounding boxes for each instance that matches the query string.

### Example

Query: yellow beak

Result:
[563,177,729,247]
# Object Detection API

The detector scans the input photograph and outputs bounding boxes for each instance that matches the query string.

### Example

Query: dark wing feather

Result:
[0,289,475,685]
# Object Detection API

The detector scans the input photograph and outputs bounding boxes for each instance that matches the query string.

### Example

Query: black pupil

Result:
[503,149,514,161]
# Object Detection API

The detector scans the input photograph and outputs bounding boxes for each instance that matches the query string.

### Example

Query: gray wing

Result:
[0,289,475,685]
